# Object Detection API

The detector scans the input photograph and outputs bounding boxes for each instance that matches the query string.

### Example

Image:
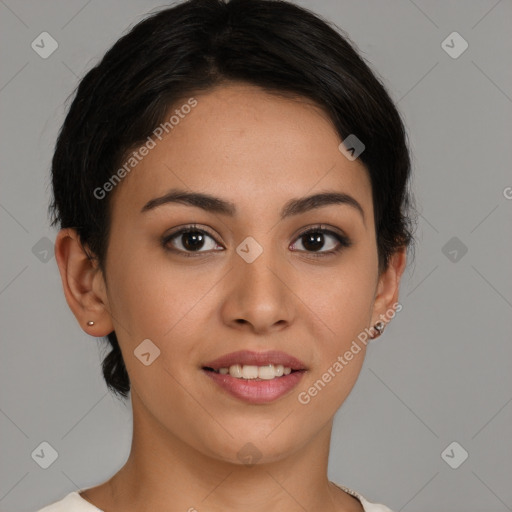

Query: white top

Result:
[36,483,394,512]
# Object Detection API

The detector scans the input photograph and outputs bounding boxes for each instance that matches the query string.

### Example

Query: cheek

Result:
[104,248,231,401]
[106,238,217,339]
[300,255,377,341]
[294,268,373,412]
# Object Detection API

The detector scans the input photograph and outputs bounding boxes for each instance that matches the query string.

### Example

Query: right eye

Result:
[162,225,224,256]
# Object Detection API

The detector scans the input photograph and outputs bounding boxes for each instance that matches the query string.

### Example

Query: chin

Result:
[195,426,308,467]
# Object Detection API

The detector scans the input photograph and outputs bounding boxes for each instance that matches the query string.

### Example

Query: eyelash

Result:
[162,224,352,258]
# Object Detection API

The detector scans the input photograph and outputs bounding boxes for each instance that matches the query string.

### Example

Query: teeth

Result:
[242,365,259,379]
[229,364,242,378]
[258,365,277,380]
[216,364,293,379]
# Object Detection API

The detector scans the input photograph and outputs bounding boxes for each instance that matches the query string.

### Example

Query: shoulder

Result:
[333,482,395,512]
[36,491,103,512]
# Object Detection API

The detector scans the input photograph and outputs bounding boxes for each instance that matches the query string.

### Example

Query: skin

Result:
[55,83,406,512]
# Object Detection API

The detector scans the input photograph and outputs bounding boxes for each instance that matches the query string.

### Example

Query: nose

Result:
[219,247,295,335]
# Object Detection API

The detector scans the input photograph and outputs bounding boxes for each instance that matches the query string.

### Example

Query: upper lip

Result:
[203,350,307,371]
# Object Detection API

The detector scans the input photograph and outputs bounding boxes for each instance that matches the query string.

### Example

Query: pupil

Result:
[303,232,324,251]
[182,231,204,251]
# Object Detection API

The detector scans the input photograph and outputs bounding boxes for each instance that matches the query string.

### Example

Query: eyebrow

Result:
[141,188,365,224]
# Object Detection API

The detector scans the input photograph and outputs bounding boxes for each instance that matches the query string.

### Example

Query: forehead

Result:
[111,83,373,220]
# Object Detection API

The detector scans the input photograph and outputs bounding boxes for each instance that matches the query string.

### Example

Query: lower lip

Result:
[202,369,305,404]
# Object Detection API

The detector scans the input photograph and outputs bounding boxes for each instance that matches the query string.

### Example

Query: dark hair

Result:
[49,0,416,400]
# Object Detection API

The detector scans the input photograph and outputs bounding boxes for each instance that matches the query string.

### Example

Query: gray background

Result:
[1,0,511,511]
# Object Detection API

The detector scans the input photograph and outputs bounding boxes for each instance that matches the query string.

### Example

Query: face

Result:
[86,83,391,463]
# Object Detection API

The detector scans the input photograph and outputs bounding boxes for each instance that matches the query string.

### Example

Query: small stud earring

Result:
[87,321,95,326]
[370,321,385,339]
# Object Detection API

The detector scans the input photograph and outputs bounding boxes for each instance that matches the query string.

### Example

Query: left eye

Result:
[290,228,349,254]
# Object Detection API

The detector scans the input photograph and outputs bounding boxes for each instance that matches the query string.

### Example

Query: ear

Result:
[54,228,114,336]
[370,246,407,329]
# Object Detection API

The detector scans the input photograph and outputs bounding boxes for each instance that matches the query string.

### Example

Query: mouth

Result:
[201,350,307,404]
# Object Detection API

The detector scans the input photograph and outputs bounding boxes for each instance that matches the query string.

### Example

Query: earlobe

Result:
[371,247,407,330]
[54,228,114,336]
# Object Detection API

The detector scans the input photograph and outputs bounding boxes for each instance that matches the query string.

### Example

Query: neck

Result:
[84,389,363,512]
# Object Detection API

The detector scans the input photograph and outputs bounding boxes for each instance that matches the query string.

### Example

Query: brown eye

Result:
[163,226,223,255]
[290,227,351,255]
[178,230,207,251]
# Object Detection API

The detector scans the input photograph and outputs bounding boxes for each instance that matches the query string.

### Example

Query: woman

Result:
[39,0,414,510]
